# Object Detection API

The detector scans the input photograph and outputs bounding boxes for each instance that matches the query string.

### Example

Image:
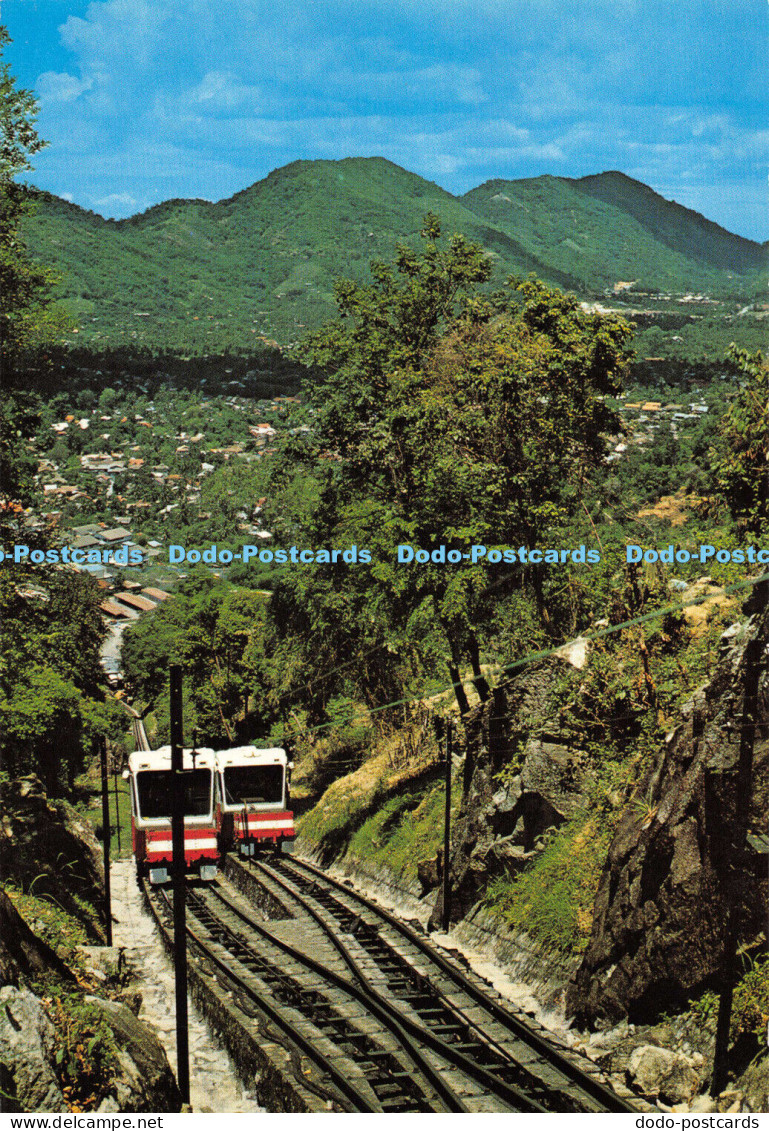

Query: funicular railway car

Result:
[126,746,219,884]
[215,746,296,856]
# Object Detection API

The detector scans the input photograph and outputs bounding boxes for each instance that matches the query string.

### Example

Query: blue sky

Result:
[8,0,768,239]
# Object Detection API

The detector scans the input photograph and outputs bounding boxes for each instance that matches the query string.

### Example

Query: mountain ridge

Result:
[23,156,767,351]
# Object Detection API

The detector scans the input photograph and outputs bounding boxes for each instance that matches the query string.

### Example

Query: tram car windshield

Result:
[215,746,295,855]
[126,746,218,884]
[136,767,213,818]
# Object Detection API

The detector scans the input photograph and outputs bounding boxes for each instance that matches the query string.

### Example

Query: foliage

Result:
[3,882,91,960]
[0,568,116,793]
[0,27,70,377]
[121,578,275,746]
[41,986,119,1112]
[731,953,769,1042]
[484,815,611,955]
[0,391,40,509]
[712,347,769,533]
[283,222,633,712]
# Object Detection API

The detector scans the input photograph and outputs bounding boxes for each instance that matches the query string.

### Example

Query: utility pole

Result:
[711,634,762,1096]
[442,719,453,933]
[112,764,122,855]
[169,664,190,1105]
[99,736,112,946]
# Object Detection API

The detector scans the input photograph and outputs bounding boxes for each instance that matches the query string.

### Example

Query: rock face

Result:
[0,985,182,1114]
[0,776,105,937]
[568,589,769,1026]
[738,1055,769,1114]
[0,889,76,986]
[0,987,68,1112]
[85,998,182,1112]
[430,661,589,928]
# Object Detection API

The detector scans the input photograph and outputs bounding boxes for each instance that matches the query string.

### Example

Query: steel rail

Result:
[248,856,548,1112]
[279,854,637,1113]
[190,884,442,1112]
[203,880,470,1112]
[148,883,378,1113]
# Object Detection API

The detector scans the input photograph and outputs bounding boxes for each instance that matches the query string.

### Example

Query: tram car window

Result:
[222,763,283,806]
[126,746,218,885]
[137,769,213,818]
[215,746,296,857]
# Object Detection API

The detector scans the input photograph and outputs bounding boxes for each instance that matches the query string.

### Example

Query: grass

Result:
[347,774,462,883]
[483,815,612,956]
[77,782,133,860]
[297,710,446,868]
[4,884,92,963]
[297,752,389,856]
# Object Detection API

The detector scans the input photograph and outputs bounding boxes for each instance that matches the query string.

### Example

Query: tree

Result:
[1,26,71,391]
[283,221,633,714]
[0,25,48,374]
[712,346,768,533]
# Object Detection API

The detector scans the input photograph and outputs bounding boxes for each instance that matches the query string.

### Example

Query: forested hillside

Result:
[462,171,766,293]
[23,157,767,353]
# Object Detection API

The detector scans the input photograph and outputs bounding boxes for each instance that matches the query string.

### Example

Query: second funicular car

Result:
[215,745,295,856]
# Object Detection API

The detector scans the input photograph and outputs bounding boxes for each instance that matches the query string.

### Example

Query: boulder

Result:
[626,1044,703,1104]
[85,997,182,1112]
[737,1055,769,1114]
[715,1089,745,1113]
[0,986,67,1112]
[430,664,590,927]
[689,1095,717,1113]
[417,853,440,895]
[74,946,125,984]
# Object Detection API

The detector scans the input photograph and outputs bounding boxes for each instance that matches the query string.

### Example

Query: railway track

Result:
[146,876,461,1111]
[143,853,638,1110]
[125,705,149,752]
[242,853,638,1114]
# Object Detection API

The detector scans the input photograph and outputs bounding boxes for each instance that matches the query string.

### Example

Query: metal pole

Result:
[112,767,122,855]
[99,737,113,946]
[441,720,452,933]
[169,663,190,1105]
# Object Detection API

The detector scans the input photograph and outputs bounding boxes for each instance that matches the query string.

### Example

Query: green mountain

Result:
[24,157,766,352]
[462,170,765,293]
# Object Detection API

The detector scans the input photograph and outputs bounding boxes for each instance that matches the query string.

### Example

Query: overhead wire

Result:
[281,569,769,742]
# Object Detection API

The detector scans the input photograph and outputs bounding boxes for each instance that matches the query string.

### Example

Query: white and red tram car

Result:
[126,746,219,884]
[214,746,296,856]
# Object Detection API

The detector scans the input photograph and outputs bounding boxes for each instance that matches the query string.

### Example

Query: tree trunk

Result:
[447,660,470,715]
[468,633,490,702]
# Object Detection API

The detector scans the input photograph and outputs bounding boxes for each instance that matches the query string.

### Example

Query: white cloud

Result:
[93,191,139,214]
[330,63,488,107]
[36,71,93,103]
[59,0,169,70]
[17,0,765,239]
[187,71,264,112]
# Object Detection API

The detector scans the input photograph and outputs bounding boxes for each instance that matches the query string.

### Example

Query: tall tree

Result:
[713,346,768,533]
[0,24,50,376]
[285,221,633,713]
